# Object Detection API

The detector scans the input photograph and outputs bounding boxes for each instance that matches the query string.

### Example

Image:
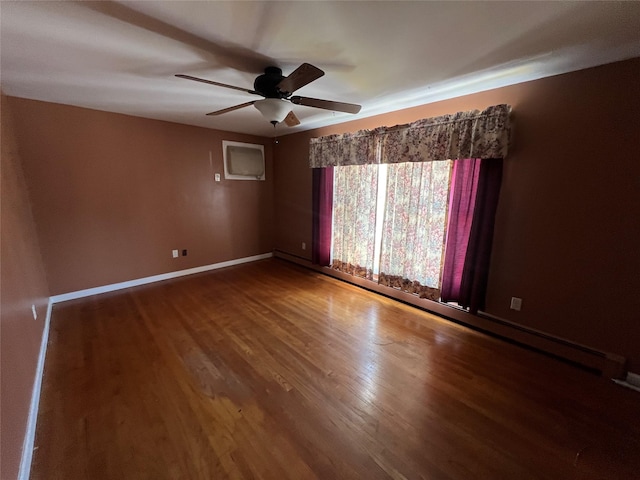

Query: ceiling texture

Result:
[2,1,639,137]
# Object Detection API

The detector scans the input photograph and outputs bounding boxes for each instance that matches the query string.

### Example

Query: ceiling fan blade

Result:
[284,110,301,127]
[276,63,324,95]
[290,96,361,114]
[176,74,259,95]
[206,101,256,116]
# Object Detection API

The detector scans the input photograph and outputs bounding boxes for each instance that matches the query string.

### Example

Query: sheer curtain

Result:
[378,161,453,300]
[331,164,379,279]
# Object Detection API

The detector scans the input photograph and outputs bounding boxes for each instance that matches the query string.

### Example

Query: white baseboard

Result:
[626,372,640,388]
[613,371,640,393]
[18,253,273,478]
[50,252,273,304]
[18,299,53,480]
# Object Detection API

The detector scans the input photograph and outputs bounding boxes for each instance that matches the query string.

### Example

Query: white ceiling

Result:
[2,1,639,138]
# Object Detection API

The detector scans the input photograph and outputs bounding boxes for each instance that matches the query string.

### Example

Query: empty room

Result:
[2,2,640,479]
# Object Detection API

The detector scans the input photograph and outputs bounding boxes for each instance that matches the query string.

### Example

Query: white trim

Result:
[18,299,53,480]
[18,253,272,478]
[50,253,273,304]
[612,372,640,393]
[626,372,640,388]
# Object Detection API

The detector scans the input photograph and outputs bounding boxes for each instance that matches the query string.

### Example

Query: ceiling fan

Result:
[176,63,361,127]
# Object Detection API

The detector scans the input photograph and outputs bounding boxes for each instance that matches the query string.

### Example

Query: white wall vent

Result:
[222,141,265,180]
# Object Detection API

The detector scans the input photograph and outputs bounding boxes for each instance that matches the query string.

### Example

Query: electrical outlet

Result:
[301,242,306,250]
[510,297,523,311]
[182,249,187,256]
[172,249,179,258]
[215,173,221,182]
[31,304,37,320]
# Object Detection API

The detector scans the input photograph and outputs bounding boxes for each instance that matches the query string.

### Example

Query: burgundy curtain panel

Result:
[458,159,504,313]
[311,167,334,266]
[440,159,481,302]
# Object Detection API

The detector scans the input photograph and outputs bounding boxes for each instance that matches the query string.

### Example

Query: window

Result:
[310,106,510,311]
[314,157,503,312]
[331,164,379,279]
[331,161,452,300]
[378,161,452,298]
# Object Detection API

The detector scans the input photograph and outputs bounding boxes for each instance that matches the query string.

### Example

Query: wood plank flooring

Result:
[32,259,640,479]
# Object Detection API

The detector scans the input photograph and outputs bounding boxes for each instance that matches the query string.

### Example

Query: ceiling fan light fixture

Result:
[254,98,291,124]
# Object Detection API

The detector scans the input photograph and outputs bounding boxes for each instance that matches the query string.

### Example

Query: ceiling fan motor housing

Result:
[254,67,288,98]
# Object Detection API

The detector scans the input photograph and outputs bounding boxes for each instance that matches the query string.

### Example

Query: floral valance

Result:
[309,104,511,168]
[308,129,378,167]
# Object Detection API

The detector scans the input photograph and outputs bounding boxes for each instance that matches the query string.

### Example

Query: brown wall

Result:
[6,59,636,478]
[1,96,51,479]
[7,98,275,295]
[273,58,640,372]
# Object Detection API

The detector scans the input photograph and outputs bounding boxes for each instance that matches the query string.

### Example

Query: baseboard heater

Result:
[274,250,626,379]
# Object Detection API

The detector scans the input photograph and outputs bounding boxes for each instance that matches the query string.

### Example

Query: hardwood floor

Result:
[32,259,640,479]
